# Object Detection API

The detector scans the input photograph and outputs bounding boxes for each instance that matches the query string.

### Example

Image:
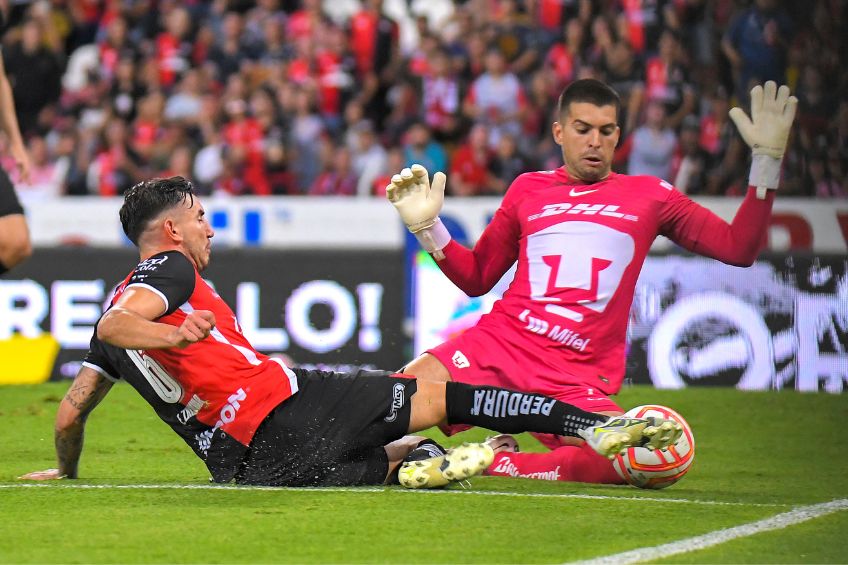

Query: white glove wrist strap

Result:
[413,217,451,257]
[749,154,782,198]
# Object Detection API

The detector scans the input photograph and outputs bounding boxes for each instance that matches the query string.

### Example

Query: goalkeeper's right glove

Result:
[386,164,451,259]
[728,81,798,199]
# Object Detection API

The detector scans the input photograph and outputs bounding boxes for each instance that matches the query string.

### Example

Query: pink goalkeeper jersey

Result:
[437,166,773,395]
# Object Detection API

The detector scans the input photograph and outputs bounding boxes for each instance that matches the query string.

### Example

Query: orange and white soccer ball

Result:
[612,404,695,489]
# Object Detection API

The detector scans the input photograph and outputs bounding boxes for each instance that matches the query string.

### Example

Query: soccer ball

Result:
[612,404,695,489]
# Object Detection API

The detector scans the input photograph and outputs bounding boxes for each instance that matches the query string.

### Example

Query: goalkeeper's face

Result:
[553,102,620,183]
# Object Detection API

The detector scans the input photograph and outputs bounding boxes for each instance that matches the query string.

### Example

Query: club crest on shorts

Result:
[384,383,406,422]
[452,350,470,369]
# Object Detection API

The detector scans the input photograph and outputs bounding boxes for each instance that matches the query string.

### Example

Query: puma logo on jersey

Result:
[452,350,470,369]
[528,203,638,222]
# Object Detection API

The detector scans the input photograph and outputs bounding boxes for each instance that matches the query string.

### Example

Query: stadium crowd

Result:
[1,0,846,200]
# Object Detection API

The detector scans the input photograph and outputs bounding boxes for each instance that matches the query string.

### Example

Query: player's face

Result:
[176,197,214,271]
[553,102,620,182]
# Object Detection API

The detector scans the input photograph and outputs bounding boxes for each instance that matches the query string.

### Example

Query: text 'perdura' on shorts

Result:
[234,367,417,487]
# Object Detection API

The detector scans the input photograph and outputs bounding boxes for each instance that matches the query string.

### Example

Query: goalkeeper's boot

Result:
[578,416,683,459]
[398,442,494,489]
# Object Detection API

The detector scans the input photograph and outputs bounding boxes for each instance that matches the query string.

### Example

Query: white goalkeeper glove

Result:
[386,164,451,259]
[728,80,798,199]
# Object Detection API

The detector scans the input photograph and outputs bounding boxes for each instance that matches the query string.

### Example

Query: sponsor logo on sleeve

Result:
[384,383,406,422]
[136,255,170,272]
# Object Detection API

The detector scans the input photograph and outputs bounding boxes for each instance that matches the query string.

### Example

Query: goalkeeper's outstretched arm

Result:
[19,366,113,480]
[385,164,517,295]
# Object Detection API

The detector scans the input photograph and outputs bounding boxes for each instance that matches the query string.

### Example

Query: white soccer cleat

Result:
[578,416,683,459]
[398,442,495,489]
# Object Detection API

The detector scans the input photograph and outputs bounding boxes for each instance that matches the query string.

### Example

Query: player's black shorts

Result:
[235,367,417,487]
[0,168,23,217]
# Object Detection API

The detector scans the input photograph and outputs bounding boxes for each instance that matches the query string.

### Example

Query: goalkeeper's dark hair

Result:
[557,79,621,123]
[119,176,195,246]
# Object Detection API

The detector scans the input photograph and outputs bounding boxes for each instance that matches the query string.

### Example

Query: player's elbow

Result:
[0,232,32,268]
[96,312,119,344]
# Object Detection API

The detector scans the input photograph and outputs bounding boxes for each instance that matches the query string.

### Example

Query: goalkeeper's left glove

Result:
[728,81,798,199]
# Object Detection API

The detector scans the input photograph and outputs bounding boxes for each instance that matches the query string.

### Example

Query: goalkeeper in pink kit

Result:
[387,79,797,484]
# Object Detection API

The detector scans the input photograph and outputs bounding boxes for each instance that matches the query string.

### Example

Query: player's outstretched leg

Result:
[398,442,495,489]
[578,416,683,459]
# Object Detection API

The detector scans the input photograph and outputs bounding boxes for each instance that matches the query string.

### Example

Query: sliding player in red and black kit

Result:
[387,79,797,485]
[21,176,682,488]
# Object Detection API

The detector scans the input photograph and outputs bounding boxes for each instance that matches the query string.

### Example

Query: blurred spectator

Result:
[671,115,710,194]
[544,17,584,93]
[287,0,330,42]
[419,47,462,143]
[209,11,259,83]
[308,142,357,196]
[3,17,63,135]
[644,29,695,130]
[795,66,838,149]
[110,56,144,122]
[722,0,793,104]
[351,120,387,197]
[222,97,270,196]
[402,121,447,174]
[488,0,539,76]
[87,118,144,196]
[602,39,644,135]
[348,0,401,127]
[371,146,405,197]
[809,152,847,198]
[315,24,357,131]
[625,100,677,181]
[288,85,325,192]
[164,69,204,123]
[617,0,675,56]
[463,48,527,148]
[490,132,531,194]
[155,6,193,89]
[448,122,495,196]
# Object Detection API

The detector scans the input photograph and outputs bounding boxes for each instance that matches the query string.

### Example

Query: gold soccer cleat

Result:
[398,442,495,489]
[578,416,683,459]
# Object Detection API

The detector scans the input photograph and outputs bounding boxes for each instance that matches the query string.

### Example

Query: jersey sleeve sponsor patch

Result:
[126,251,196,316]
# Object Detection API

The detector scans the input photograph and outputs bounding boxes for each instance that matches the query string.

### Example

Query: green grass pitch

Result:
[1,382,847,564]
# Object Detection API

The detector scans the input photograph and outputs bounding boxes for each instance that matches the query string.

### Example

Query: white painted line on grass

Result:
[0,482,787,507]
[568,498,848,565]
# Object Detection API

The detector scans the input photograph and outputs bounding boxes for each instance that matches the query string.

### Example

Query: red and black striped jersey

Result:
[84,250,297,482]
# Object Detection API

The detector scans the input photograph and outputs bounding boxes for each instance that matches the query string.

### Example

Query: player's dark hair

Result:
[119,176,195,245]
[557,79,621,123]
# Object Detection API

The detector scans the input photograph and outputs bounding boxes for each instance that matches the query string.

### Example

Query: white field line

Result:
[568,498,848,565]
[1,482,786,507]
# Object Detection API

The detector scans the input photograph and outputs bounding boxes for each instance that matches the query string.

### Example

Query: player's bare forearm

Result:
[54,368,114,478]
[98,307,198,350]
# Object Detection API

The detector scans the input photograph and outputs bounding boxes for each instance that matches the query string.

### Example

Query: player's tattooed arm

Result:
[19,366,113,481]
[54,367,113,479]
